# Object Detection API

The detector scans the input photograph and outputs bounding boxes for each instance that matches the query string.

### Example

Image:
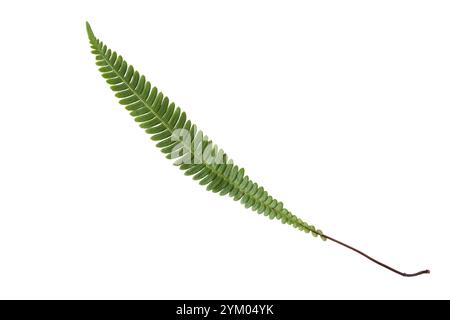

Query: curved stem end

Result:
[323,234,430,278]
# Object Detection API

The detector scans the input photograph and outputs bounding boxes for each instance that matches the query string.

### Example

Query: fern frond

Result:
[86,22,431,277]
[85,22,325,240]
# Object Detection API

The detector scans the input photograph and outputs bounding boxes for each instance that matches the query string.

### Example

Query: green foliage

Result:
[86,22,325,241]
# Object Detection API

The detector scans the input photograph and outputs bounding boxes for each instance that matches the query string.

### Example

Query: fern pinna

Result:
[86,22,429,277]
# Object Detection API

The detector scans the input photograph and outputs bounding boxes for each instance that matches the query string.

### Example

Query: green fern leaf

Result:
[86,22,431,277]
[85,22,325,241]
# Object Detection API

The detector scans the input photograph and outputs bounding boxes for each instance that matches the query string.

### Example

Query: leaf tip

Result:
[85,21,95,39]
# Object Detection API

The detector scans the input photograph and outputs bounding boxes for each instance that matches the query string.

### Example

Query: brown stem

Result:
[322,233,430,277]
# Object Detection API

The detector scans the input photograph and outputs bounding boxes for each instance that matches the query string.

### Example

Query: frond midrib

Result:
[88,27,324,239]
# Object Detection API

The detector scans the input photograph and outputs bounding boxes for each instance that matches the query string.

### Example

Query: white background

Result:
[0,0,449,299]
